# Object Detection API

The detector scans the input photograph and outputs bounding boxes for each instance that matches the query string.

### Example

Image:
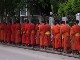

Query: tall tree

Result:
[72,0,80,14]
[58,3,66,16]
[26,0,51,16]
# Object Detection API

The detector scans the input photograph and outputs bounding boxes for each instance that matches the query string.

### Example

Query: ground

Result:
[0,45,79,60]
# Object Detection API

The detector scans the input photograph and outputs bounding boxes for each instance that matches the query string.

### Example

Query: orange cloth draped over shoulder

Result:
[22,23,26,44]
[44,24,51,47]
[15,23,21,44]
[35,24,40,45]
[61,24,71,50]
[4,24,7,42]
[52,25,61,49]
[25,24,30,45]
[29,23,35,45]
[70,24,80,51]
[6,24,12,43]
[11,24,16,43]
[39,24,45,47]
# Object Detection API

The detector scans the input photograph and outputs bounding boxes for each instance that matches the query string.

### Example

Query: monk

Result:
[35,21,40,46]
[11,22,16,44]
[39,21,45,49]
[25,20,30,46]
[61,21,70,53]
[78,27,80,51]
[29,21,35,47]
[70,20,80,54]
[44,20,51,49]
[6,21,12,43]
[15,20,21,44]
[21,20,27,45]
[1,23,4,42]
[60,21,65,50]
[52,23,56,49]
[11,23,14,43]
[0,23,2,41]
[4,23,7,43]
[52,21,62,51]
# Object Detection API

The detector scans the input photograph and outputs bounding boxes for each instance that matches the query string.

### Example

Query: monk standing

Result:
[1,23,4,42]
[60,21,65,51]
[4,23,7,43]
[15,20,21,45]
[6,21,12,43]
[52,22,56,49]
[0,23,2,41]
[21,20,27,45]
[44,20,51,49]
[39,21,45,49]
[52,21,61,51]
[60,21,71,53]
[11,22,16,44]
[25,20,30,46]
[70,20,80,54]
[35,21,40,46]
[29,21,35,47]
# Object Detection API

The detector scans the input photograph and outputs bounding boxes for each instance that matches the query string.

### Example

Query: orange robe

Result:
[29,23,35,45]
[35,24,40,45]
[60,24,65,49]
[6,24,11,43]
[61,24,70,50]
[15,23,21,44]
[22,23,26,44]
[39,24,45,47]
[4,24,7,42]
[0,23,2,41]
[25,24,30,45]
[70,24,80,51]
[6,24,12,43]
[52,25,61,49]
[1,24,4,41]
[11,24,16,43]
[78,27,80,51]
[52,25,56,49]
[52,25,55,49]
[44,24,51,47]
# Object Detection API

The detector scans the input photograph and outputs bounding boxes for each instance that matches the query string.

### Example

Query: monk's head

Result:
[36,19,39,24]
[9,20,12,24]
[66,21,69,24]
[41,21,45,24]
[26,20,29,24]
[61,21,65,24]
[46,20,49,24]
[14,21,16,24]
[54,22,57,25]
[75,20,79,24]
[31,20,34,23]
[54,20,58,25]
[16,20,20,23]
[24,19,27,23]
[36,22,40,24]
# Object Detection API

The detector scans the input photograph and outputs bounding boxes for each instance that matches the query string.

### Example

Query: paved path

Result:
[0,45,79,60]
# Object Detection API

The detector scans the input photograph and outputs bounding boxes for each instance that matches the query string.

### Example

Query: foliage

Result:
[58,0,80,16]
[58,3,66,16]
[72,0,80,14]
[0,0,22,16]
[0,0,80,17]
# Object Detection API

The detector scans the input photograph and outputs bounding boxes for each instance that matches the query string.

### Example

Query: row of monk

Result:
[0,20,80,54]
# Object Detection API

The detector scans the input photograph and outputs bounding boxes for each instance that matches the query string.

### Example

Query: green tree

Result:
[72,0,80,14]
[58,3,66,16]
[64,0,73,15]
